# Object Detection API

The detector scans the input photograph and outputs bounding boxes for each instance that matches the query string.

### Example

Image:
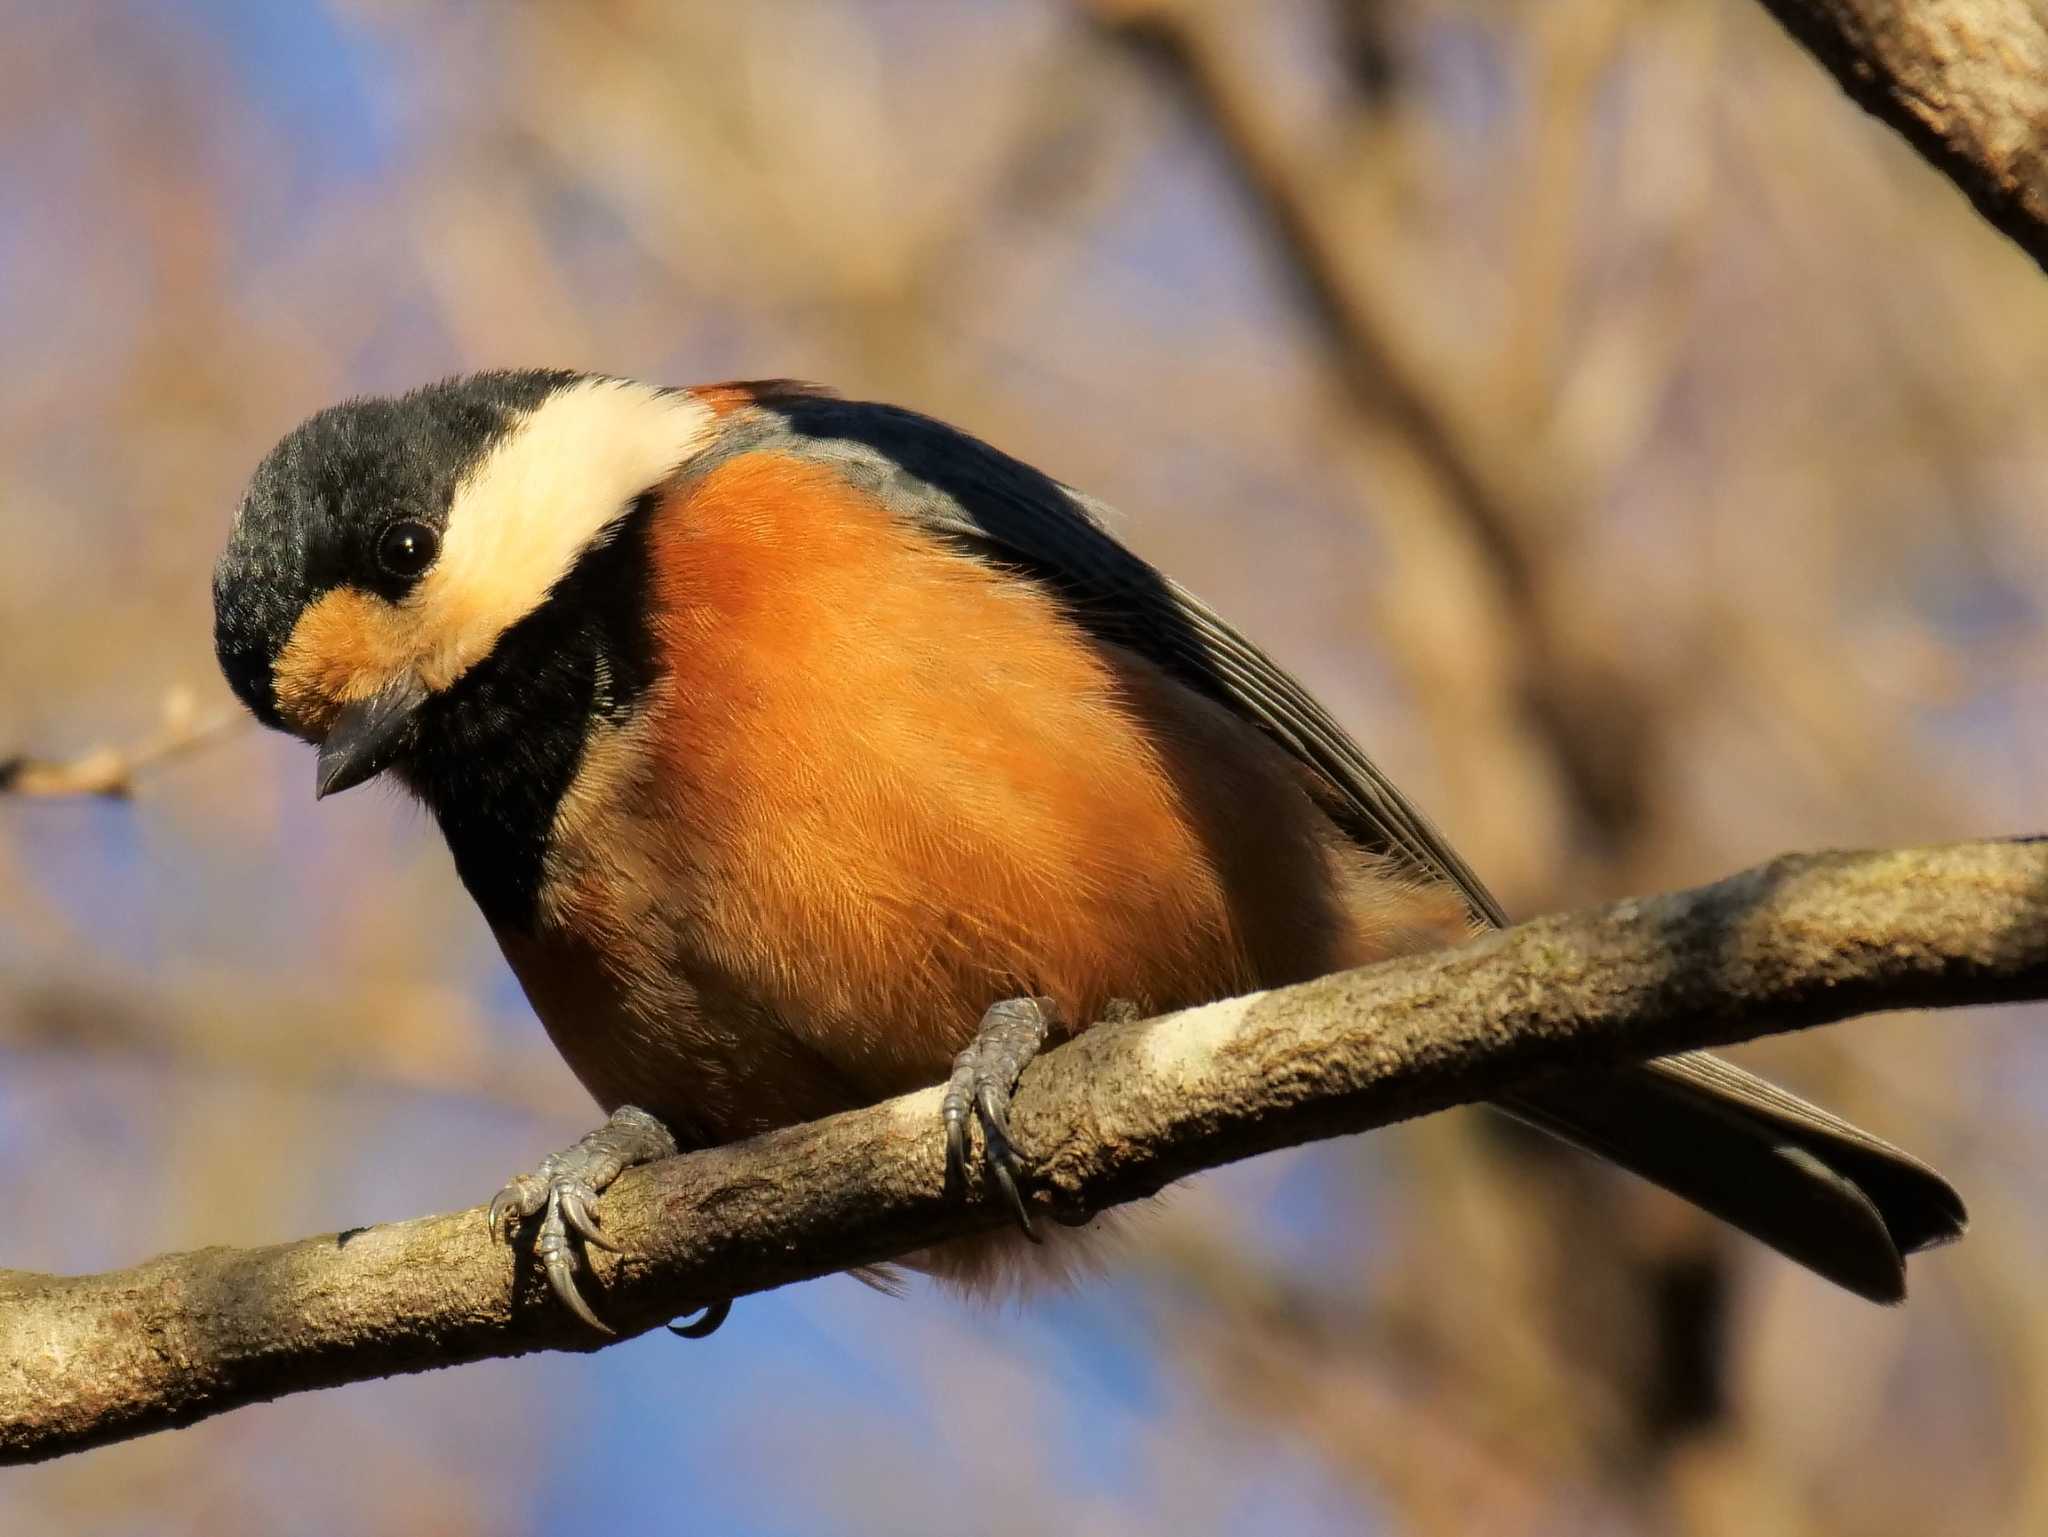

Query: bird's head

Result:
[212,370,716,797]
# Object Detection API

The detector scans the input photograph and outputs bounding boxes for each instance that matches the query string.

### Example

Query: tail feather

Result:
[1503,1050,1967,1303]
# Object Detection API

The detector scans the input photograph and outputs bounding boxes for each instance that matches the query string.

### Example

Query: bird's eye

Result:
[375,520,440,580]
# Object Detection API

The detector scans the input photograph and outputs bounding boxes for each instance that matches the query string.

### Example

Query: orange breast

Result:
[511,447,1468,1139]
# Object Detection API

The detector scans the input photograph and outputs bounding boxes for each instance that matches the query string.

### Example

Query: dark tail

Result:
[1502,1051,1967,1303]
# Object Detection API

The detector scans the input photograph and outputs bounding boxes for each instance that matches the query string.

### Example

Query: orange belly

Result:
[498,449,1471,1150]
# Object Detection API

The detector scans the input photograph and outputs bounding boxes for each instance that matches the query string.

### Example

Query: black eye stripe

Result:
[376,519,440,580]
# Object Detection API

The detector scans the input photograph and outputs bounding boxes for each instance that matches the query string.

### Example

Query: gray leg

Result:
[942,995,1059,1239]
[489,1104,679,1333]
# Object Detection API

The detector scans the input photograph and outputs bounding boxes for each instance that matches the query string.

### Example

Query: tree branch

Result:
[1,840,2041,1465]
[1753,0,2048,274]
[0,691,244,800]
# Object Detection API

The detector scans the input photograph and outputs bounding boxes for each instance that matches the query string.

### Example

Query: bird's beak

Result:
[316,675,427,799]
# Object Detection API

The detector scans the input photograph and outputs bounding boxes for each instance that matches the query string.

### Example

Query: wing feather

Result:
[736,394,1965,1290]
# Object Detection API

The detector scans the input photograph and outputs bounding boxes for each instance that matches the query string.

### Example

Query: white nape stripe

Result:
[410,377,716,690]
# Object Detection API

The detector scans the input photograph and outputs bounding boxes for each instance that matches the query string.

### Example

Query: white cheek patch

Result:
[411,378,717,689]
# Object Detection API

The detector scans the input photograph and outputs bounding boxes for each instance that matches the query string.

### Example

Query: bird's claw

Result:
[942,995,1058,1240]
[555,1178,618,1251]
[489,1104,678,1333]
[487,1172,547,1238]
[668,1299,733,1339]
[534,1185,612,1333]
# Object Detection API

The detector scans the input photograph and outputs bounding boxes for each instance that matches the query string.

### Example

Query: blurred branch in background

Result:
[0,690,243,800]
[3,838,2040,1467]
[0,974,574,1120]
[1091,0,1647,873]
[1092,0,1710,897]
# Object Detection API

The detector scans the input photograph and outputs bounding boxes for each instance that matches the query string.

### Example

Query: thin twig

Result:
[0,690,247,800]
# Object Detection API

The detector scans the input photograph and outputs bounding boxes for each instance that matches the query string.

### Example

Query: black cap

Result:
[212,369,577,727]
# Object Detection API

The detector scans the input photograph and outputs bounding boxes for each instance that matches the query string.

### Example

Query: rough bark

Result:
[1755,0,2048,273]
[0,839,2041,1465]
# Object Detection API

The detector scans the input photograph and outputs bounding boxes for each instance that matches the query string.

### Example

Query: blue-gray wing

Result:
[735,394,1965,1297]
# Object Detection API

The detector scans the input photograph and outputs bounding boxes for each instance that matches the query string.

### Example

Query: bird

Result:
[211,370,1966,1332]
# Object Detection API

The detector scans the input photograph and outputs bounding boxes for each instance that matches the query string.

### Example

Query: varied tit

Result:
[212,371,1965,1331]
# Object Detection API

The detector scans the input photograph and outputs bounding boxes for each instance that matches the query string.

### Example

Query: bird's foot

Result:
[942,995,1060,1239]
[488,1104,679,1334]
